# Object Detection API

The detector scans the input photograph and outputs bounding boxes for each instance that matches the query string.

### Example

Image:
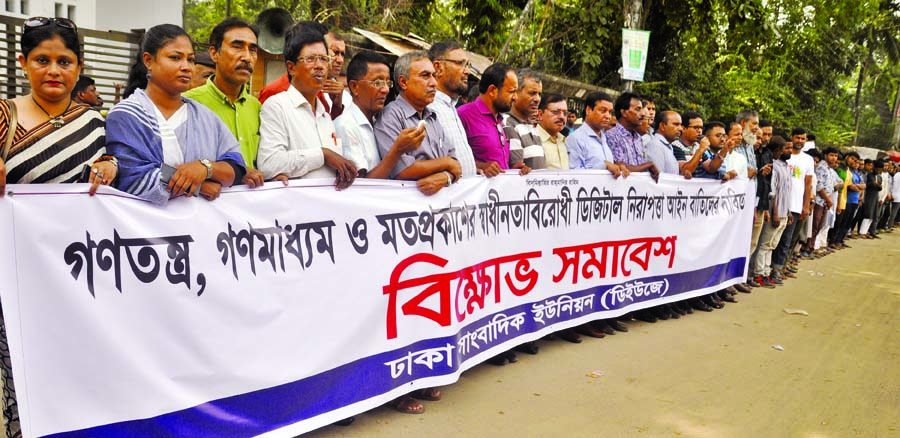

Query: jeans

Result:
[834,202,858,245]
[754,217,788,277]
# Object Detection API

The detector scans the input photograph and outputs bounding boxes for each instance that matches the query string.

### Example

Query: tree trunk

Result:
[854,52,872,146]
[497,0,536,63]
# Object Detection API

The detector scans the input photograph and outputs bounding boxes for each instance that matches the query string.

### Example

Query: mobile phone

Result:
[160,163,177,184]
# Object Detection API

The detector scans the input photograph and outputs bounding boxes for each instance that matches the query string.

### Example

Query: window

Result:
[19,0,27,15]
[67,4,74,19]
[54,2,62,17]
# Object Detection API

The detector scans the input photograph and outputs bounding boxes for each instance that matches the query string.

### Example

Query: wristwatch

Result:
[200,159,213,179]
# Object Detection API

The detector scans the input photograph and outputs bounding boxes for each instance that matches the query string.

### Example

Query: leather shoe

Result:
[652,306,671,320]
[608,319,629,332]
[634,310,658,323]
[690,298,713,312]
[704,295,724,309]
[515,341,540,355]
[578,324,607,338]
[334,417,355,427]
[670,303,686,316]
[733,283,752,293]
[557,329,582,343]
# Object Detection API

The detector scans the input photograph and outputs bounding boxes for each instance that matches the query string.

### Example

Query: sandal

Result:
[390,395,425,414]
[412,387,442,401]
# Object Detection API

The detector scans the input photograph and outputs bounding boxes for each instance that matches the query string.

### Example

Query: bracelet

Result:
[444,171,452,187]
[94,155,118,168]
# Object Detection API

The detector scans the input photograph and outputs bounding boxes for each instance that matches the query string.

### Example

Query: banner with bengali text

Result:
[0,170,753,438]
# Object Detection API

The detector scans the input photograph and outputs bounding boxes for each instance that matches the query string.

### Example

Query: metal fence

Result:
[0,15,140,109]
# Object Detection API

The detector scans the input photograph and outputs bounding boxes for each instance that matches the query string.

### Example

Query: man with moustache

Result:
[185,17,268,188]
[751,136,794,288]
[640,95,656,145]
[503,68,546,170]
[771,128,814,281]
[335,51,423,180]
[607,91,659,178]
[427,41,478,177]
[537,93,570,169]
[72,75,103,109]
[257,30,358,189]
[374,51,460,196]
[322,32,348,119]
[567,91,626,177]
[458,63,530,177]
[673,111,709,178]
[646,111,682,176]
[190,51,216,90]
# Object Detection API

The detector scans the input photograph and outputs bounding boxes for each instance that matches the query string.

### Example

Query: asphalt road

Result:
[305,231,900,438]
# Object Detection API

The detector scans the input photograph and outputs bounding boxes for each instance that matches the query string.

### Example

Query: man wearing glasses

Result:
[674,111,710,179]
[335,51,423,180]
[374,51,460,196]
[257,30,358,189]
[536,93,571,170]
[427,41,478,178]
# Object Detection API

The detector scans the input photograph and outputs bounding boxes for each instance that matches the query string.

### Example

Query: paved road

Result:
[305,232,900,438]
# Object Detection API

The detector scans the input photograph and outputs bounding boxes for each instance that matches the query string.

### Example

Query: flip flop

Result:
[411,387,442,401]
[390,395,425,414]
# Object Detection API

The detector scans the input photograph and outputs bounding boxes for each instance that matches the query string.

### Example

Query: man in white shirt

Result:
[334,51,423,179]
[258,30,357,189]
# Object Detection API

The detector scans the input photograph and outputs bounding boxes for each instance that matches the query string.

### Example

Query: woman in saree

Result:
[0,16,117,438]
[106,24,246,205]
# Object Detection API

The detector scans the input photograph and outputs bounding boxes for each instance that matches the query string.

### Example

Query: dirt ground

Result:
[305,231,900,438]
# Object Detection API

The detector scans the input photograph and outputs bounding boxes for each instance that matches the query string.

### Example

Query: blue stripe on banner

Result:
[44,257,745,438]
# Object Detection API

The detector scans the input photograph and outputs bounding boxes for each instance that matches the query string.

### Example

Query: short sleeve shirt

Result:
[374,95,455,178]
[503,112,546,170]
[606,124,646,167]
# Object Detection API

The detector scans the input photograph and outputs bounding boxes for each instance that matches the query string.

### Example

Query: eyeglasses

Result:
[24,17,77,34]
[359,79,393,89]
[438,58,472,69]
[688,125,703,130]
[295,55,333,66]
[547,109,569,117]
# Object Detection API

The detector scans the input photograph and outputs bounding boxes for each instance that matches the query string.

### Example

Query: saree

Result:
[105,89,245,206]
[0,99,106,438]
[1,101,106,184]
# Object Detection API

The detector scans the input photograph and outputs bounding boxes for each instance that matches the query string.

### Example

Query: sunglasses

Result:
[23,17,78,34]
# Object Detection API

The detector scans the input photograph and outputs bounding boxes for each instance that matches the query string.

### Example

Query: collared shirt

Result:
[503,112,546,170]
[693,149,720,180]
[429,90,477,177]
[848,170,863,204]
[607,124,646,167]
[258,73,291,104]
[735,142,758,172]
[724,150,749,179]
[257,84,339,180]
[814,160,837,206]
[671,139,692,162]
[184,76,261,169]
[334,102,378,172]
[537,125,569,170]
[646,133,680,175]
[567,123,614,170]
[458,97,510,169]
[374,95,454,178]
[771,159,792,218]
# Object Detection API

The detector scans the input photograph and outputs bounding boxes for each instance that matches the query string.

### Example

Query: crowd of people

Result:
[1,15,899,437]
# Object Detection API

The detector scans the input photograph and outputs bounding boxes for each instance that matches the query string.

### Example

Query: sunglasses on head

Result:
[23,17,78,34]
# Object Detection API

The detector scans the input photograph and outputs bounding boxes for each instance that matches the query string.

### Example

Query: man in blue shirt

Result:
[567,91,627,177]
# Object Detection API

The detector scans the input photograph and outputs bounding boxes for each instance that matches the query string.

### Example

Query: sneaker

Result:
[767,275,783,286]
[756,276,776,289]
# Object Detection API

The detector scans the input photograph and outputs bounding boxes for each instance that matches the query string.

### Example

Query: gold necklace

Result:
[31,96,72,128]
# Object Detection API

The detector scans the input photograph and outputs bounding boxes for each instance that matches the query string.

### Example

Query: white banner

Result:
[622,29,651,81]
[0,170,753,437]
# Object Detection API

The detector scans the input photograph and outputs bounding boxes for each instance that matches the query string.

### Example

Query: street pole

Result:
[622,0,642,92]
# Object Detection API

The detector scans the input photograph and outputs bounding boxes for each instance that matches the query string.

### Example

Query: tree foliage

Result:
[184,0,900,148]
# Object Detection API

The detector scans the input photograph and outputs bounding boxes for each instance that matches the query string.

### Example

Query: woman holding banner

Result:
[0,16,118,437]
[106,24,246,206]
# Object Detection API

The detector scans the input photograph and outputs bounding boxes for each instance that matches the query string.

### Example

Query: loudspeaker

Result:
[255,8,294,54]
